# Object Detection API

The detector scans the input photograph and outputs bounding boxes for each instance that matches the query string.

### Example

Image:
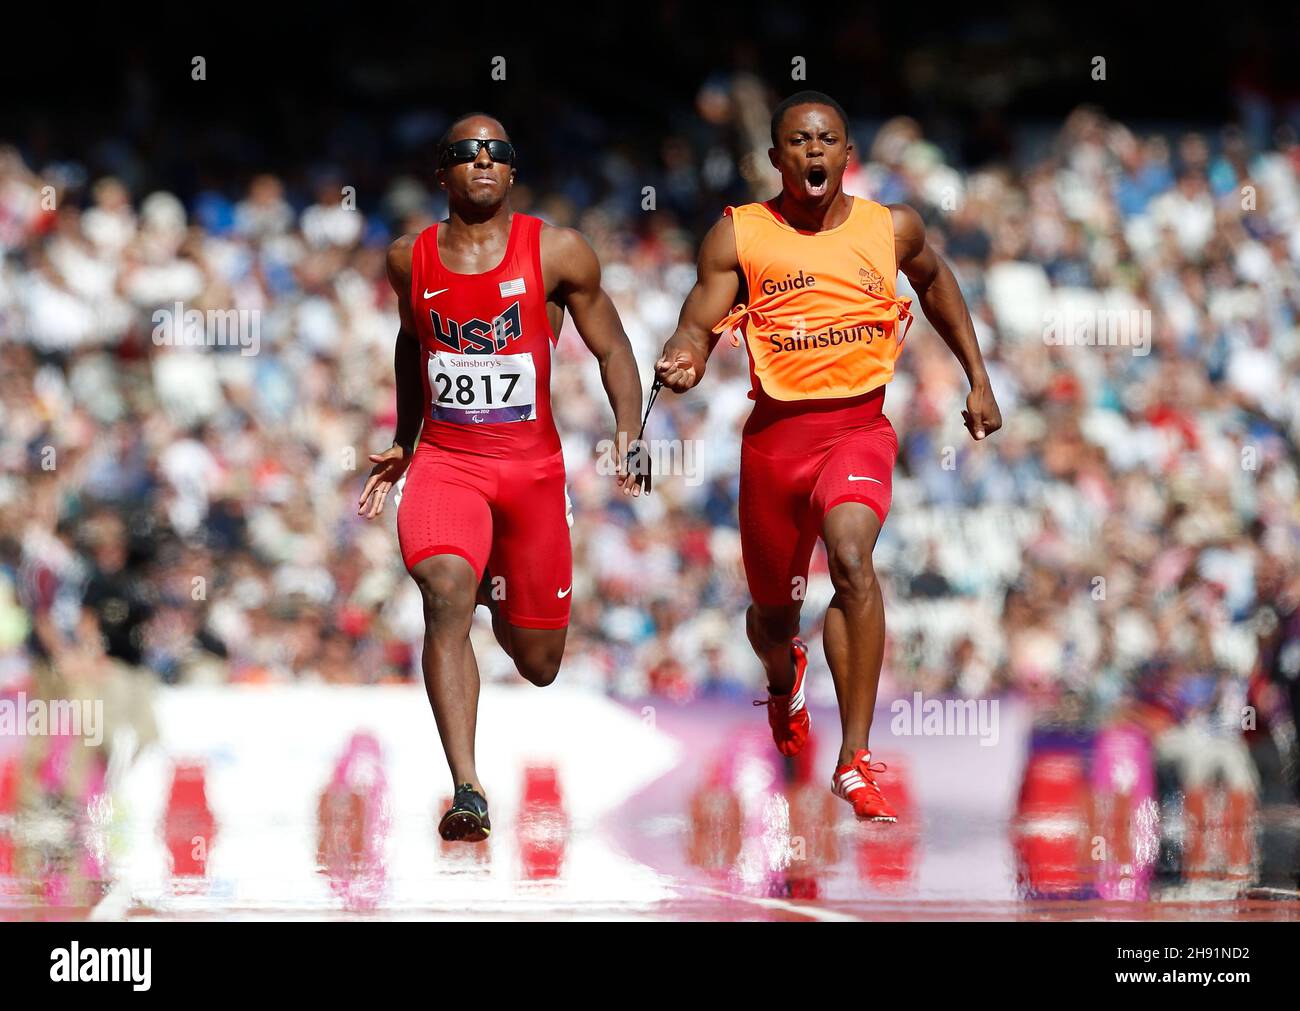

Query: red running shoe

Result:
[754,638,811,757]
[832,749,897,822]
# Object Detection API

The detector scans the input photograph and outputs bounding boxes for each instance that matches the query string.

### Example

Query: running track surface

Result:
[1,685,1296,921]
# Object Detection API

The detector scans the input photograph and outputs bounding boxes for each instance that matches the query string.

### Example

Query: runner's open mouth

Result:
[806,165,828,195]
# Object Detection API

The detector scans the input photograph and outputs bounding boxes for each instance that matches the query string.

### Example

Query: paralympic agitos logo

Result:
[430,301,523,354]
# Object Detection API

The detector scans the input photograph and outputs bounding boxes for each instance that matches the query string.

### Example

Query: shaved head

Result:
[439,112,510,158]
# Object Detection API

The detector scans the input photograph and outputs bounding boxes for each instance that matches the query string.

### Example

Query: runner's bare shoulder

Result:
[699,213,739,270]
[539,223,599,288]
[385,234,417,296]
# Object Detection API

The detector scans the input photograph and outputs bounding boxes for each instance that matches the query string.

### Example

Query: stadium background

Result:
[1,4,1298,917]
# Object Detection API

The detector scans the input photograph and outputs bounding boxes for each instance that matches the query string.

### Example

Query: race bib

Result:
[428,351,537,424]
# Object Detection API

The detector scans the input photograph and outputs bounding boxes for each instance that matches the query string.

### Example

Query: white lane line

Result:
[689,884,864,922]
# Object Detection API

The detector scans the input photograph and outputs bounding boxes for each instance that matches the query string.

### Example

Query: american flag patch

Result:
[499,277,526,297]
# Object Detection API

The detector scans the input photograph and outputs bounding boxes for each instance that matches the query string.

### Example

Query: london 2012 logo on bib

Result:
[430,300,523,354]
[859,267,884,294]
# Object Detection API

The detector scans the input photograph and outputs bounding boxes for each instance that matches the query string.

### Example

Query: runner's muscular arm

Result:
[386,236,425,453]
[543,226,644,495]
[358,235,422,518]
[891,204,1002,441]
[655,215,740,392]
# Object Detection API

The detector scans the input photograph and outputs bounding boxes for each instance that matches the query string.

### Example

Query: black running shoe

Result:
[439,783,491,842]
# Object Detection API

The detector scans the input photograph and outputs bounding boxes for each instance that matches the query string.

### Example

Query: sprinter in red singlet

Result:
[359,113,643,842]
[656,92,1002,821]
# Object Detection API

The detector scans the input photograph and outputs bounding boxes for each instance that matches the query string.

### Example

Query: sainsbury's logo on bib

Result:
[768,322,888,354]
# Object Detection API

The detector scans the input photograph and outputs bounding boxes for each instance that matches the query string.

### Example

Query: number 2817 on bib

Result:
[428,351,538,425]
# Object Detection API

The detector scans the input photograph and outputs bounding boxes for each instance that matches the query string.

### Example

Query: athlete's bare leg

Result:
[477,569,566,686]
[746,601,802,695]
[503,626,566,686]
[821,502,885,765]
[411,554,483,792]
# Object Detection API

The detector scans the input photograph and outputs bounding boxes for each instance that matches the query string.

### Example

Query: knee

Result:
[517,650,562,687]
[828,542,878,601]
[747,604,800,648]
[508,627,567,687]
[411,561,474,627]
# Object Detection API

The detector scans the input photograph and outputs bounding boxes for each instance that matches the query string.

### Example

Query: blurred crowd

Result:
[2,79,1299,812]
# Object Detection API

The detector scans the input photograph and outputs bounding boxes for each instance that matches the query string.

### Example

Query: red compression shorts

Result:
[738,387,898,610]
[396,443,572,629]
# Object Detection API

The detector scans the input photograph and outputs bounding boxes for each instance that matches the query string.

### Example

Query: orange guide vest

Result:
[714,197,913,401]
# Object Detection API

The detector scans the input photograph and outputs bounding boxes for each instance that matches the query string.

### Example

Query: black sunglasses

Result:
[440,138,516,168]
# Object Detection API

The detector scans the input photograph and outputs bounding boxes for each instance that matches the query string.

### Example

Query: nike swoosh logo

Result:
[557,586,572,598]
[847,475,883,484]
[423,288,448,299]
